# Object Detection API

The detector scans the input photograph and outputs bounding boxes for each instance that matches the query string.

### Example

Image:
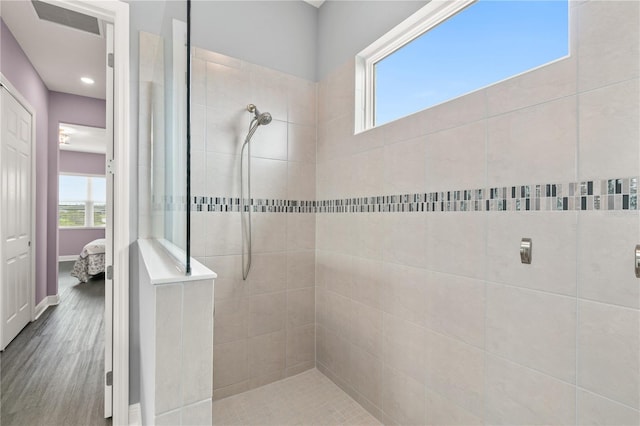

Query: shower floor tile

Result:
[212,369,381,425]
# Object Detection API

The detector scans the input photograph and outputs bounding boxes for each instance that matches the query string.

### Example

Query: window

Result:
[356,0,569,130]
[59,175,106,228]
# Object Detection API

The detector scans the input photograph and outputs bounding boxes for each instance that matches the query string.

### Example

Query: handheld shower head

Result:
[258,112,272,125]
[246,104,272,126]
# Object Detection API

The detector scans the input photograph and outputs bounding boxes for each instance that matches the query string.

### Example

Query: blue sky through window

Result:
[374,0,569,126]
[59,175,106,203]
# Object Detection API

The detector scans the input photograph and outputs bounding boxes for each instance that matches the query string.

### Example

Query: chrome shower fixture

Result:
[241,104,272,280]
[246,104,272,126]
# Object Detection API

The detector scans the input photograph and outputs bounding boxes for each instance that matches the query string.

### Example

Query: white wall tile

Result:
[578,211,640,309]
[485,355,576,426]
[486,57,576,116]
[214,297,248,345]
[248,330,286,377]
[425,121,487,193]
[244,252,287,295]
[288,123,316,163]
[487,211,578,296]
[287,161,316,200]
[382,137,427,195]
[383,313,427,385]
[286,250,315,289]
[424,272,485,348]
[486,284,576,383]
[578,78,640,180]
[181,399,212,426]
[426,212,486,279]
[425,389,483,426]
[248,292,286,337]
[350,301,383,358]
[425,330,485,417]
[382,262,428,326]
[182,281,214,405]
[577,0,640,91]
[155,284,183,414]
[349,344,383,408]
[286,214,315,251]
[487,96,577,186]
[286,324,315,368]
[382,213,427,269]
[250,158,288,200]
[577,389,640,426]
[578,300,640,409]
[382,366,426,426]
[249,119,288,161]
[213,339,248,390]
[286,287,315,328]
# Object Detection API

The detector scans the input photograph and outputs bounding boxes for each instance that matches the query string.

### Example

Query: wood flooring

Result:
[0,263,111,426]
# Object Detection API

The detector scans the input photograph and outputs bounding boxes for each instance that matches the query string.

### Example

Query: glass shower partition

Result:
[138,0,191,273]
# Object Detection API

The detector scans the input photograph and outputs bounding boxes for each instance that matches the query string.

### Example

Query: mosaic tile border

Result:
[192,177,640,214]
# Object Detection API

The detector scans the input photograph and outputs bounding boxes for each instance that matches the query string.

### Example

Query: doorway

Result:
[0,0,130,423]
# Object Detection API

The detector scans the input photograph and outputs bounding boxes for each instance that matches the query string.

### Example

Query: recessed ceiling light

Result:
[81,77,95,85]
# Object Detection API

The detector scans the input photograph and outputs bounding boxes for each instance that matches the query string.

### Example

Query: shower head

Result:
[246,104,272,126]
[257,112,272,125]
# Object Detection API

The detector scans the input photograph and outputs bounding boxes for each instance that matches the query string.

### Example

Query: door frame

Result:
[46,1,131,424]
[0,74,37,343]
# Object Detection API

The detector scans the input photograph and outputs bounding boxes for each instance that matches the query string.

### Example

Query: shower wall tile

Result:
[285,324,315,368]
[349,344,383,408]
[382,137,426,195]
[213,297,248,345]
[425,389,483,426]
[485,284,577,383]
[311,0,639,422]
[424,121,487,193]
[382,366,426,426]
[424,330,485,417]
[286,214,315,251]
[248,292,286,338]
[485,56,576,116]
[205,213,241,256]
[577,389,640,426]
[424,272,485,349]
[486,211,578,296]
[250,213,287,253]
[191,104,206,152]
[286,287,315,328]
[248,330,286,377]
[485,355,576,426]
[248,64,288,122]
[382,262,429,326]
[287,161,316,200]
[350,301,383,358]
[213,339,248,390]
[205,107,245,155]
[243,252,287,295]
[487,96,577,186]
[201,255,244,301]
[577,0,640,91]
[249,119,288,161]
[205,152,241,197]
[250,158,287,200]
[287,123,316,163]
[285,250,315,289]
[578,78,640,180]
[425,212,486,279]
[382,313,427,385]
[422,88,487,135]
[206,62,249,112]
[578,300,640,409]
[382,213,427,268]
[578,211,640,309]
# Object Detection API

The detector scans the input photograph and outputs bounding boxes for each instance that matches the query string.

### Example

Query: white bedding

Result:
[71,238,106,283]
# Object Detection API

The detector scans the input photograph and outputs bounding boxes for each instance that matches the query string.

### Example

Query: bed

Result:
[71,238,106,283]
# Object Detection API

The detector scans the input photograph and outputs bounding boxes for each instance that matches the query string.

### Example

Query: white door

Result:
[0,85,33,351]
[104,22,114,419]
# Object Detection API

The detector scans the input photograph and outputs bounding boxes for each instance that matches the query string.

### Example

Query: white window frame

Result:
[355,0,476,133]
[58,173,107,229]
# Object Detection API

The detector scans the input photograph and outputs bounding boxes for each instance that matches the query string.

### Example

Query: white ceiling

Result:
[59,123,106,154]
[1,0,106,100]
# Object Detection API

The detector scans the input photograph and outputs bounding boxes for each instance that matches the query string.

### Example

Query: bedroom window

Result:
[59,174,106,228]
[355,0,569,130]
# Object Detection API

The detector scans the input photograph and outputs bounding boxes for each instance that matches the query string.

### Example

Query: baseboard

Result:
[59,255,77,262]
[129,403,141,426]
[33,294,60,320]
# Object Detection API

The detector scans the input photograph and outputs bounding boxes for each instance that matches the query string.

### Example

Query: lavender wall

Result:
[1,19,50,304]
[59,150,106,257]
[59,150,106,175]
[48,92,105,295]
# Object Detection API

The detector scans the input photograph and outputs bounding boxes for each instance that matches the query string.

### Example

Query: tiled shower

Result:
[191,1,639,424]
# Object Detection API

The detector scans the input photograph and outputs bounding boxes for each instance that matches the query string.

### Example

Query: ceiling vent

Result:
[31,1,101,36]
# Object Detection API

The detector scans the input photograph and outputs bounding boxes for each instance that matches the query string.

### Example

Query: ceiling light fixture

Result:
[80,77,95,85]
